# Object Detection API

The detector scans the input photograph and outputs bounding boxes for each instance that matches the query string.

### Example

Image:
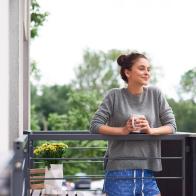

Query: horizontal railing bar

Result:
[30,176,183,180]
[34,161,104,164]
[66,147,107,149]
[30,156,183,161]
[27,131,190,141]
[32,147,107,150]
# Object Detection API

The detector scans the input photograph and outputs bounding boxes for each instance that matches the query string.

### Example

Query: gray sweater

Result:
[90,86,176,171]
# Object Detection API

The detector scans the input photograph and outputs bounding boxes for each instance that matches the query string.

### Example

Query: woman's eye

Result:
[138,66,151,71]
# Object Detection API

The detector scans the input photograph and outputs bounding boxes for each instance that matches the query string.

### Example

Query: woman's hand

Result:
[137,117,169,135]
[122,116,174,135]
[134,116,157,135]
[122,119,131,135]
[134,116,153,134]
[122,118,137,135]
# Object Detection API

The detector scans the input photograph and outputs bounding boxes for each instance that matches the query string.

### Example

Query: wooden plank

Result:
[30,168,45,174]
[31,184,45,190]
[30,168,45,190]
[30,175,45,183]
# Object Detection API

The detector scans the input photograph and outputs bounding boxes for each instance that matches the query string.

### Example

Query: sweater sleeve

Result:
[158,89,177,133]
[89,90,114,134]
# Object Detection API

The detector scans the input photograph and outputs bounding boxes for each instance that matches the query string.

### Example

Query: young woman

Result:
[90,52,176,196]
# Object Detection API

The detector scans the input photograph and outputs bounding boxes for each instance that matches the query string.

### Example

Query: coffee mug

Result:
[131,114,145,132]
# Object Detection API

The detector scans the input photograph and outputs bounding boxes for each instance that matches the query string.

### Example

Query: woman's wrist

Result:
[121,126,130,135]
[146,126,173,135]
[99,125,130,135]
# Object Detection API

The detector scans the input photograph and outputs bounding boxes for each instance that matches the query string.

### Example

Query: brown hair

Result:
[117,52,148,83]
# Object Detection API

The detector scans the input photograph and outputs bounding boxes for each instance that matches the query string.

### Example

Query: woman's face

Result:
[125,57,151,86]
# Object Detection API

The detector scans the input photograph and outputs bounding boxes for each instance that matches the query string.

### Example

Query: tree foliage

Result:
[31,0,49,39]
[47,90,101,130]
[31,60,41,81]
[168,98,196,132]
[31,85,73,130]
[72,49,122,97]
[30,105,40,130]
[179,67,196,102]
[30,0,48,129]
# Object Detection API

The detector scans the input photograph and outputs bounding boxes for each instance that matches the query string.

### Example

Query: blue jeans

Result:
[103,169,160,196]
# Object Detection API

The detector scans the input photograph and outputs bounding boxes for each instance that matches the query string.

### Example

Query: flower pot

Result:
[44,164,64,195]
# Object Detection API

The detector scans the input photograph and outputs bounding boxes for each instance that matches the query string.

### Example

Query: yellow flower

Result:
[33,142,68,166]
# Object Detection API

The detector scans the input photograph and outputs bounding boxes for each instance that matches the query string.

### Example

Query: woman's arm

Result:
[99,125,128,135]
[90,90,114,134]
[99,118,134,135]
[158,89,177,133]
[133,116,173,135]
[142,125,173,135]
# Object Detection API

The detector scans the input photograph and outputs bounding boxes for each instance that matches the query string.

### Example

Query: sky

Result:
[31,0,196,100]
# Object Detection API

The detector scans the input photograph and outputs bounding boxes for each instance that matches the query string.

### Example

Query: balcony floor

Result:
[31,189,105,196]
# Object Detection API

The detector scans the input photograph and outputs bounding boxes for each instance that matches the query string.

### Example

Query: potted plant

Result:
[33,142,68,194]
[34,142,68,168]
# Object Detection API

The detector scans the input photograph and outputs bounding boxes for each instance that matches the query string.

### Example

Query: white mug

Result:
[131,114,145,132]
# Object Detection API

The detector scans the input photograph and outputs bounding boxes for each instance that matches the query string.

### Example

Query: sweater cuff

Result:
[89,124,102,134]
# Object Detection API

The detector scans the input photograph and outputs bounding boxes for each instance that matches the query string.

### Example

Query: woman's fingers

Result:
[126,119,135,132]
[135,119,150,130]
[138,122,148,127]
[126,117,150,132]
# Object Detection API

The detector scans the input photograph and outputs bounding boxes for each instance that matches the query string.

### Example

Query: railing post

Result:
[11,141,24,196]
[182,138,186,196]
[11,134,29,196]
[190,137,196,196]
[24,130,31,196]
[24,147,29,196]
[29,139,34,168]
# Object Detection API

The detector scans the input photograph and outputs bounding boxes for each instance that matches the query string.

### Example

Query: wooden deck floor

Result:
[31,189,85,196]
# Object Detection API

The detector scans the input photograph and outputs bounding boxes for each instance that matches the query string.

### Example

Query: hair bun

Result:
[117,55,128,67]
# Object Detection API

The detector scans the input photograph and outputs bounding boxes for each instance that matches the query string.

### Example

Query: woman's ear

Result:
[124,69,130,78]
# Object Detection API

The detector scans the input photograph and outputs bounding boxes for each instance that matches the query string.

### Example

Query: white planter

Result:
[44,164,64,195]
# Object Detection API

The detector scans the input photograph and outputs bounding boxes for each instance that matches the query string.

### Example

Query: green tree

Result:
[31,60,41,81]
[48,90,100,130]
[47,90,106,175]
[72,49,122,97]
[31,0,49,39]
[179,67,196,102]
[46,89,106,175]
[30,0,48,130]
[32,85,73,130]
[31,105,40,130]
[168,98,196,132]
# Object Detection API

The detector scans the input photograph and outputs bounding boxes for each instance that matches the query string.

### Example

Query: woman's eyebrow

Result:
[138,65,151,68]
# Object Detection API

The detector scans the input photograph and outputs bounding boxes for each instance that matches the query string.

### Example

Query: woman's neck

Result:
[127,84,143,95]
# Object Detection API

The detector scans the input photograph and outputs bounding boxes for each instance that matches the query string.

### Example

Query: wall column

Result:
[0,0,9,153]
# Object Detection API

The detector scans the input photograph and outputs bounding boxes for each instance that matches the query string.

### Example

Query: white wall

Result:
[0,0,30,153]
[0,0,9,152]
[9,0,30,148]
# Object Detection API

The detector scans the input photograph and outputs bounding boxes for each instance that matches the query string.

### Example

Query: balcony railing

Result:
[10,131,196,196]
